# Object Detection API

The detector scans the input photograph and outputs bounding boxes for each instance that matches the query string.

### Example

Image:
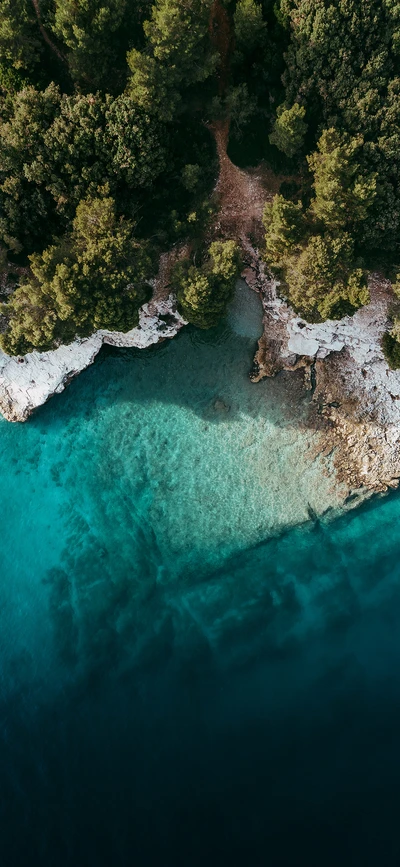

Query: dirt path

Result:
[210,120,282,245]
[152,120,285,303]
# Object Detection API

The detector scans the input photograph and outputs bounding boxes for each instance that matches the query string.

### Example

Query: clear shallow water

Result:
[1,284,400,864]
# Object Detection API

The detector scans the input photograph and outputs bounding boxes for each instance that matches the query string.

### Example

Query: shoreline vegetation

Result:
[1,1,400,500]
[1,0,400,356]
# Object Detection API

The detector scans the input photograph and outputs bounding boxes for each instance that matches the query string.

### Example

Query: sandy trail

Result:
[210,120,281,244]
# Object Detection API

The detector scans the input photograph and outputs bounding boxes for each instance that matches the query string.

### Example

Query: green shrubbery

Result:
[263,127,373,320]
[172,240,241,329]
[382,330,400,370]
[1,193,152,354]
[381,279,400,369]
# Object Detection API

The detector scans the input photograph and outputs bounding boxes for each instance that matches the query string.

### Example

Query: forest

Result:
[1,0,400,358]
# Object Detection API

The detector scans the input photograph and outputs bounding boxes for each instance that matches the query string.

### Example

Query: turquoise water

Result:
[2,283,400,864]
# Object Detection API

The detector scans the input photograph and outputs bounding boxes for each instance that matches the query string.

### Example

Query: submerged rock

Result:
[213,398,231,413]
[0,295,186,422]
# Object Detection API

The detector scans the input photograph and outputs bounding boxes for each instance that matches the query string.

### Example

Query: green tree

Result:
[105,95,167,189]
[264,123,376,321]
[308,129,376,232]
[0,0,42,73]
[126,0,217,119]
[233,0,267,55]
[1,194,152,354]
[173,240,241,328]
[143,0,214,79]
[0,83,61,251]
[284,232,369,320]
[0,87,167,252]
[126,49,179,121]
[52,0,128,90]
[278,0,400,253]
[263,194,305,267]
[269,103,307,158]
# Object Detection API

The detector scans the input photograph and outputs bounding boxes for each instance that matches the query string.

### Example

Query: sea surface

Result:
[1,283,400,865]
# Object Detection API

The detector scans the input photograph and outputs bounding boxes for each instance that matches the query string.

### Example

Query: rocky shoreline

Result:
[0,294,186,422]
[1,244,400,502]
[244,248,400,496]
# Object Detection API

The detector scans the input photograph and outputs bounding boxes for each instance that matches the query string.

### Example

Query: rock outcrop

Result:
[0,295,186,422]
[246,252,400,494]
[2,236,400,502]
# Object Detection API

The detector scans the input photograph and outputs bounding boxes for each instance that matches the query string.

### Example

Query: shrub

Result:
[269,103,307,158]
[382,329,400,370]
[173,240,241,329]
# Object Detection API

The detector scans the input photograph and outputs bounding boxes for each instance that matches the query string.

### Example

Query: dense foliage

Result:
[263,127,373,319]
[277,0,400,252]
[0,85,167,253]
[265,0,400,334]
[0,0,224,352]
[1,0,400,353]
[173,240,241,328]
[1,194,151,353]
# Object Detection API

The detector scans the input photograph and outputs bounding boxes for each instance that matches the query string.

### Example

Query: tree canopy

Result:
[1,0,400,353]
[1,193,152,354]
[173,240,241,329]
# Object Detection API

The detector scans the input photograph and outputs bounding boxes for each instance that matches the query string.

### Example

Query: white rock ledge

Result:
[0,294,187,422]
[247,254,400,493]
[259,270,400,426]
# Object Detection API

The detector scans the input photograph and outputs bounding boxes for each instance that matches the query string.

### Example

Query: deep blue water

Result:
[1,285,400,865]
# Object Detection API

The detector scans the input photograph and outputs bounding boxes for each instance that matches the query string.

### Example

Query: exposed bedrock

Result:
[0,295,186,422]
[245,248,400,494]
[1,240,400,501]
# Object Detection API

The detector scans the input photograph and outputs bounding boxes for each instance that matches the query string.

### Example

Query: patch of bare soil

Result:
[151,243,191,304]
[209,120,285,247]
[209,0,234,94]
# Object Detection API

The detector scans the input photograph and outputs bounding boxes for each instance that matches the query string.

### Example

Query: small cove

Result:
[0,281,344,697]
[1,282,400,864]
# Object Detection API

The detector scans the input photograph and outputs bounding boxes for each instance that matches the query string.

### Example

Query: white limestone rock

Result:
[247,254,400,493]
[0,295,186,422]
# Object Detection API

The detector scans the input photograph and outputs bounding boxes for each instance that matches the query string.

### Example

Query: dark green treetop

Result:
[173,240,242,329]
[1,193,152,354]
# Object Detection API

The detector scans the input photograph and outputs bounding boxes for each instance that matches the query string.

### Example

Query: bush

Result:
[382,330,400,370]
[269,103,307,158]
[1,193,152,354]
[173,240,241,329]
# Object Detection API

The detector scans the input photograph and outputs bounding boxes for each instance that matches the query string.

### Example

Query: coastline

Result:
[0,294,186,422]
[1,240,400,506]
[246,249,400,496]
